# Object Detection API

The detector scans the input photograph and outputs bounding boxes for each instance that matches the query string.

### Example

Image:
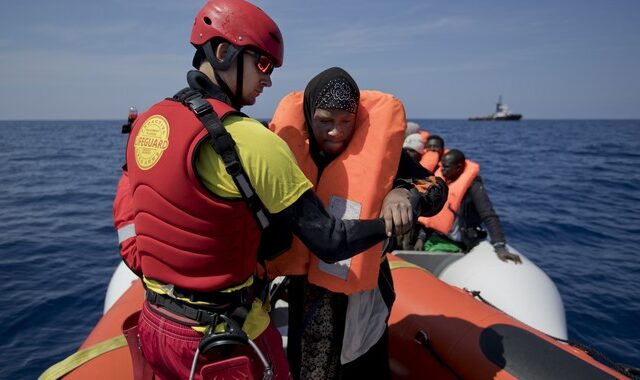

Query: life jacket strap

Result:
[172,283,254,305]
[146,291,223,325]
[174,88,272,230]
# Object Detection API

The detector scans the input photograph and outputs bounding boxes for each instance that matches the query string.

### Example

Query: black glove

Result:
[420,177,448,217]
[493,242,522,264]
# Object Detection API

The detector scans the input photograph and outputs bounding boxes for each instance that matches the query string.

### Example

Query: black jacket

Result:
[457,176,506,249]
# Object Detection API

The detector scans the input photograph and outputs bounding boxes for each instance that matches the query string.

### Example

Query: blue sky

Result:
[1,0,639,120]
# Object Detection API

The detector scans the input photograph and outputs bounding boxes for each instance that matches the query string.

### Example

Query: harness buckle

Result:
[224,159,242,176]
[196,309,219,326]
[187,97,212,116]
[147,291,159,305]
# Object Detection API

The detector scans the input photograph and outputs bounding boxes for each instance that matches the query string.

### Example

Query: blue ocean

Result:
[1,119,639,379]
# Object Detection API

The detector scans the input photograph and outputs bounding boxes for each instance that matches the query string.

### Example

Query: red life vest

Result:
[113,170,140,274]
[419,160,480,235]
[126,98,262,292]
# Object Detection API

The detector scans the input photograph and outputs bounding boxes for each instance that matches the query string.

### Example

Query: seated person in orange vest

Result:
[426,134,445,160]
[405,121,421,136]
[403,133,425,162]
[405,121,431,152]
[417,149,521,263]
[423,134,445,171]
[266,67,447,379]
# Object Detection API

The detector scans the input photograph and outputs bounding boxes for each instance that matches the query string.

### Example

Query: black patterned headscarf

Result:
[303,67,360,169]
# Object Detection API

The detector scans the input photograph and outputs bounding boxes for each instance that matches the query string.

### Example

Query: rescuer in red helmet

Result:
[116,1,417,379]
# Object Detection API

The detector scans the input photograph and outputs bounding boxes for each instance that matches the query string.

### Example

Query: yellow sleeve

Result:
[195,115,313,214]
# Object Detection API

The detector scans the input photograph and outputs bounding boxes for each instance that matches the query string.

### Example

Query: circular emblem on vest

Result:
[134,115,170,170]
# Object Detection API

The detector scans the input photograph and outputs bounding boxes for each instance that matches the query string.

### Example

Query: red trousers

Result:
[138,302,291,380]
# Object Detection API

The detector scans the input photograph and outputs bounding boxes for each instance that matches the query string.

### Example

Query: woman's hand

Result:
[380,188,413,237]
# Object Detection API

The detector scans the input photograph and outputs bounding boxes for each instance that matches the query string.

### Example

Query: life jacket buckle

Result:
[146,290,159,305]
[223,157,242,176]
[196,309,219,327]
[186,96,212,116]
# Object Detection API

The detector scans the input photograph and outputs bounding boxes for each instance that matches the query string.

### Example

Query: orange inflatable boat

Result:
[40,257,631,379]
[386,255,628,379]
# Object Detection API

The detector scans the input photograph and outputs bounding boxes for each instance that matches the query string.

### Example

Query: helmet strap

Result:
[233,53,245,110]
[203,40,244,110]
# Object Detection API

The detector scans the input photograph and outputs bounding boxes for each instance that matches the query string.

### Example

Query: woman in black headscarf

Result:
[302,67,440,191]
[303,67,360,171]
[285,67,448,380]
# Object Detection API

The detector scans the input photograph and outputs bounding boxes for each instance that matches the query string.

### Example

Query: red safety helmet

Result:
[191,0,283,67]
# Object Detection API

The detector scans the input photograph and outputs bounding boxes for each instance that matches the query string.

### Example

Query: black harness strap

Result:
[175,89,271,230]
[146,291,220,325]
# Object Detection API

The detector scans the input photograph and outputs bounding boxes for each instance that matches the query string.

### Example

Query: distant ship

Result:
[469,96,522,121]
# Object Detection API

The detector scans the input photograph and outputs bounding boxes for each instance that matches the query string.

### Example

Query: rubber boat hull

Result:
[63,280,143,379]
[394,240,567,340]
[386,255,623,379]
[55,258,624,379]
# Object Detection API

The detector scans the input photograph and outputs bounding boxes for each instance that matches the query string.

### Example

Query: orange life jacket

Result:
[419,151,441,172]
[266,90,406,294]
[419,130,429,144]
[415,131,442,172]
[419,160,480,235]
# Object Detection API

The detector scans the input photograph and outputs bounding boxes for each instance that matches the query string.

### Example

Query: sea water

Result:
[1,119,639,379]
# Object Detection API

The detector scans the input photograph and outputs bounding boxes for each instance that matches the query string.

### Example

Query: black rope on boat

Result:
[464,288,500,310]
[553,337,640,379]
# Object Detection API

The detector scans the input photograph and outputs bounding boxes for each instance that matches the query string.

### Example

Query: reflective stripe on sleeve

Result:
[117,223,136,243]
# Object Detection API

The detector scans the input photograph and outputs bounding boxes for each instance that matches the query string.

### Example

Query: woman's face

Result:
[311,108,356,156]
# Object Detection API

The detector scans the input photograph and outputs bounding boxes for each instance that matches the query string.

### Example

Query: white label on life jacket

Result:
[328,196,361,219]
[318,196,363,280]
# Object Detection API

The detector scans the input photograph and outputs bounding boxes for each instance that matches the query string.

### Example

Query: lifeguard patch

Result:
[134,115,170,170]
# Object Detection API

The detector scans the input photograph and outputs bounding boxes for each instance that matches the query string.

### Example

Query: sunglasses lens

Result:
[246,50,275,75]
[257,55,274,74]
